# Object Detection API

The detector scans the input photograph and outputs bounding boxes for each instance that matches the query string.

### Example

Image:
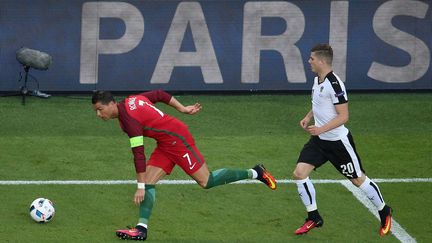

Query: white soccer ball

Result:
[29,198,55,223]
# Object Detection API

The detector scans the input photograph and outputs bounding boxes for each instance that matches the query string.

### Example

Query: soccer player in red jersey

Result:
[92,90,277,241]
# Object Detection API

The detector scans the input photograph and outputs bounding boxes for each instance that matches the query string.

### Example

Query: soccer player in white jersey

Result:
[292,44,392,236]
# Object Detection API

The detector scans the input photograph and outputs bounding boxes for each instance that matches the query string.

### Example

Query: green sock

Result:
[138,185,156,225]
[205,168,250,189]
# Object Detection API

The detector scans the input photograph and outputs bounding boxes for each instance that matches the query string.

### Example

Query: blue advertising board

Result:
[0,0,431,91]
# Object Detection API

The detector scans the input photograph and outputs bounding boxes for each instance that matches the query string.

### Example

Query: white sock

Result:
[296,177,317,212]
[359,177,385,210]
[137,223,148,229]
[249,169,258,179]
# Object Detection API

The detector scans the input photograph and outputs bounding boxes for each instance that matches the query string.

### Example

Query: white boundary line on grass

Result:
[1,177,428,242]
[0,177,431,185]
[341,181,416,243]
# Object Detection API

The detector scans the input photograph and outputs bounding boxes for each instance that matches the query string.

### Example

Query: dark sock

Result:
[379,205,390,214]
[378,205,391,226]
[308,210,321,221]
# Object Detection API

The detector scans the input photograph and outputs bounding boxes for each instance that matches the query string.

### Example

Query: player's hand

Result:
[300,117,310,130]
[134,189,145,206]
[183,103,202,115]
[307,125,323,136]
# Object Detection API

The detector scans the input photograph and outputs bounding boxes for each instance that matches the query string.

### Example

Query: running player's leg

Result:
[350,174,386,211]
[116,149,172,241]
[175,144,276,189]
[182,149,251,189]
[191,164,250,189]
[138,149,173,229]
[293,137,326,235]
[293,162,318,214]
[351,174,392,236]
[138,166,166,229]
[330,133,392,236]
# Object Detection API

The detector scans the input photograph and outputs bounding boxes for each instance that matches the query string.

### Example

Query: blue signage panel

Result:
[0,0,431,91]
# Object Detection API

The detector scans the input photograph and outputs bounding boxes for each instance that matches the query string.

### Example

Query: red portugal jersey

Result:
[117,90,194,173]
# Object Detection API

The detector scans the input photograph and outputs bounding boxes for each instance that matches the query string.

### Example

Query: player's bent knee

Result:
[193,176,208,188]
[194,180,206,189]
[293,162,314,180]
[293,170,307,180]
[203,175,214,189]
[350,178,364,187]
[350,174,366,187]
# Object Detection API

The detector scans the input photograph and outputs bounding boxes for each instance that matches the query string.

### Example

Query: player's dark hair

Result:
[91,91,115,105]
[311,43,333,65]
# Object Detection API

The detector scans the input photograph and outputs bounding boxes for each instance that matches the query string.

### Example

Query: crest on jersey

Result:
[320,86,324,92]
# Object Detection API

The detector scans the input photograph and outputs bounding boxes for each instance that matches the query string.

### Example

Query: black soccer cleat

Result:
[379,205,392,236]
[252,164,277,190]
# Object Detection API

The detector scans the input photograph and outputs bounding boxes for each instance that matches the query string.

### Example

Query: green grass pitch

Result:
[0,93,431,242]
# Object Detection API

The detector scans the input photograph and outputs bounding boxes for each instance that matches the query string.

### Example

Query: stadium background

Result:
[1,1,431,242]
[0,0,431,92]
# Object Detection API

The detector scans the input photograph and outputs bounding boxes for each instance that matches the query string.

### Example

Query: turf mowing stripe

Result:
[341,181,416,243]
[0,178,431,185]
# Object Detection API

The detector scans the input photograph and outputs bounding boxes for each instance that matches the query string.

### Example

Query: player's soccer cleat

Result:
[294,218,324,235]
[379,205,392,236]
[253,164,277,190]
[116,226,147,241]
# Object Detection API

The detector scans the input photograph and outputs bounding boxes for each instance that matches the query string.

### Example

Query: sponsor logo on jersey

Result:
[334,91,345,97]
[128,97,137,110]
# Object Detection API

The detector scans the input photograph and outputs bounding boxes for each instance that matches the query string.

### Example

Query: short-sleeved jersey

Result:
[311,71,349,141]
[117,90,194,173]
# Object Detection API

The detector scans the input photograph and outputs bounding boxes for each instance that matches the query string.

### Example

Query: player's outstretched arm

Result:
[168,96,202,115]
